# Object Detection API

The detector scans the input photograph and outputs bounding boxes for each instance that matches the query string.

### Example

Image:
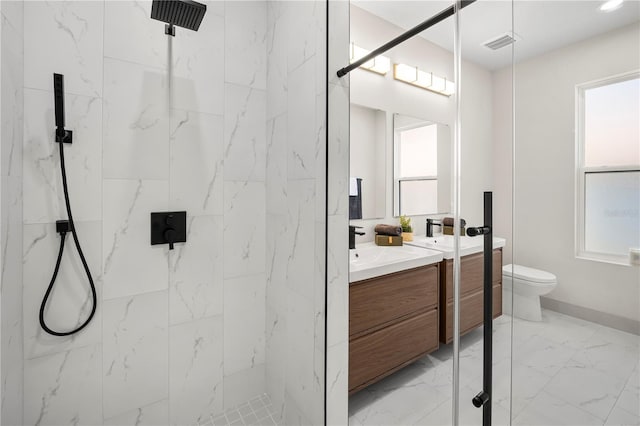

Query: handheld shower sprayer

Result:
[39,73,97,337]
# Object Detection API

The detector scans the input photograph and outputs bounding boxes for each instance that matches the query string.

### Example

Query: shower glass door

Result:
[509,2,640,425]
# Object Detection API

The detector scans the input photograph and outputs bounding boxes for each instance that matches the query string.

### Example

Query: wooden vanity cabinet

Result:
[349,264,439,394]
[439,248,503,344]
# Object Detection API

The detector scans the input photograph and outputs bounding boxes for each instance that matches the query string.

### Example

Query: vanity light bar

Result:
[393,63,455,97]
[350,42,391,75]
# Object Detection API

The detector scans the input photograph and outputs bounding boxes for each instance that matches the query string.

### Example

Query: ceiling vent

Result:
[483,33,519,50]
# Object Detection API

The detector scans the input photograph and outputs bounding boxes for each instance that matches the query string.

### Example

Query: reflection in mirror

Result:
[393,114,451,216]
[350,104,386,220]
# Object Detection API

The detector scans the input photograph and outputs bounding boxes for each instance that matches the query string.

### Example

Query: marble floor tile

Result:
[349,310,639,426]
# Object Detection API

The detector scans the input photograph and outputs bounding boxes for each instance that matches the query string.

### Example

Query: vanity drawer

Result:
[442,284,502,344]
[444,249,502,301]
[349,309,438,393]
[350,264,438,337]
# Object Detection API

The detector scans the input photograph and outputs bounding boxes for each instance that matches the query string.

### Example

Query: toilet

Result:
[502,264,557,321]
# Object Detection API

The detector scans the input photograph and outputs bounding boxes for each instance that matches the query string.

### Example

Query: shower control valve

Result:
[151,211,187,250]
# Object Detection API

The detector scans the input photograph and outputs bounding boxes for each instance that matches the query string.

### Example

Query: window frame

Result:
[575,70,640,265]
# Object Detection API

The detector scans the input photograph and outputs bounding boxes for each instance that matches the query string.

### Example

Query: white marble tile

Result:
[287,59,317,180]
[224,84,266,182]
[223,364,266,411]
[616,366,640,417]
[606,405,640,426]
[23,89,102,224]
[327,82,349,217]
[266,213,288,313]
[570,334,639,381]
[513,334,578,377]
[0,0,24,33]
[103,58,170,180]
[103,291,169,419]
[266,114,287,216]
[172,3,224,115]
[102,179,169,300]
[104,399,169,426]
[1,11,23,178]
[286,1,319,73]
[327,0,349,89]
[285,180,316,299]
[169,215,223,325]
[513,390,603,426]
[23,344,102,426]
[326,216,348,348]
[223,273,266,376]
[265,304,286,421]
[544,363,627,420]
[326,341,348,426]
[170,316,224,425]
[24,0,103,97]
[225,1,267,90]
[266,2,287,120]
[104,0,166,68]
[495,362,552,417]
[222,181,265,279]
[169,109,223,216]
[23,221,102,359]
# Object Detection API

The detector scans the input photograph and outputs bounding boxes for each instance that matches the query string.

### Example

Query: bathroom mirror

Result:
[350,103,387,220]
[393,114,451,216]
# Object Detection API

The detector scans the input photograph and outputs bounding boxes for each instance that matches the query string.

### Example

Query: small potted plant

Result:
[400,215,413,242]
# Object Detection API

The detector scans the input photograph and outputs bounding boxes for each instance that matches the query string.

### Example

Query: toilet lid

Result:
[502,264,557,283]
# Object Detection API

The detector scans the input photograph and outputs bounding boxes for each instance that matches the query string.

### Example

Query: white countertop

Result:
[405,234,506,259]
[349,242,444,283]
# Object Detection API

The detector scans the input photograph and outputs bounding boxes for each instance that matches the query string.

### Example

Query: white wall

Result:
[349,5,494,242]
[0,1,24,424]
[493,23,640,322]
[2,1,328,425]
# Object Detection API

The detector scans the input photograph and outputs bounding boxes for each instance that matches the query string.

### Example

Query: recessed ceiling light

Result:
[600,0,624,12]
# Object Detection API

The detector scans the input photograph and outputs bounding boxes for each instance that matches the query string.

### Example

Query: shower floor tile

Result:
[200,394,279,426]
[349,309,640,426]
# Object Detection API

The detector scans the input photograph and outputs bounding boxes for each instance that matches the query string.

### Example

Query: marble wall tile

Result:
[327,0,349,89]
[23,344,102,426]
[0,1,24,33]
[265,304,286,421]
[102,290,169,419]
[266,114,287,216]
[102,179,169,300]
[22,221,102,360]
[169,215,223,325]
[265,213,288,313]
[169,316,224,425]
[225,1,267,90]
[285,179,316,300]
[325,341,348,426]
[223,273,266,376]
[222,181,265,279]
[287,60,317,180]
[103,58,169,180]
[266,1,287,120]
[224,84,266,182]
[286,2,319,73]
[24,0,103,98]
[23,89,102,224]
[104,0,166,69]
[327,82,349,217]
[169,109,223,216]
[1,10,23,178]
[326,215,348,348]
[103,399,169,426]
[223,363,266,411]
[172,4,224,115]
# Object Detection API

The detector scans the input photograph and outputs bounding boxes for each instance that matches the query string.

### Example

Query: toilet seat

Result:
[502,264,556,284]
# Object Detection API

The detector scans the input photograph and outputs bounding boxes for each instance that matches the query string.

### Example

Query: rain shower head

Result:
[151,0,207,36]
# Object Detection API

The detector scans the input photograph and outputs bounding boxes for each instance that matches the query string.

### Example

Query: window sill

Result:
[576,252,635,267]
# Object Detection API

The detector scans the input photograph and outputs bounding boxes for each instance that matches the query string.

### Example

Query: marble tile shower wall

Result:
[9,1,292,424]
[1,1,25,425]
[264,1,327,425]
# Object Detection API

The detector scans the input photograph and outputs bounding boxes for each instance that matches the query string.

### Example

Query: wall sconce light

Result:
[350,42,391,75]
[393,63,455,96]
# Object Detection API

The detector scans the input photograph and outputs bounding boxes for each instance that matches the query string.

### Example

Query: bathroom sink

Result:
[349,242,443,282]
[406,235,506,259]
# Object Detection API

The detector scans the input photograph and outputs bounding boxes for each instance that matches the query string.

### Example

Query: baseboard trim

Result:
[541,297,640,336]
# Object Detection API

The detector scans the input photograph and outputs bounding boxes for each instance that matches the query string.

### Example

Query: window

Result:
[577,73,640,264]
[395,123,438,216]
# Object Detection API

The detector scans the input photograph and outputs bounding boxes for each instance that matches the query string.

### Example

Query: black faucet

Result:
[349,225,365,249]
[426,219,442,238]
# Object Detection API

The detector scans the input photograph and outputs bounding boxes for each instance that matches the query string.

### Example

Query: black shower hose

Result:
[39,138,97,336]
